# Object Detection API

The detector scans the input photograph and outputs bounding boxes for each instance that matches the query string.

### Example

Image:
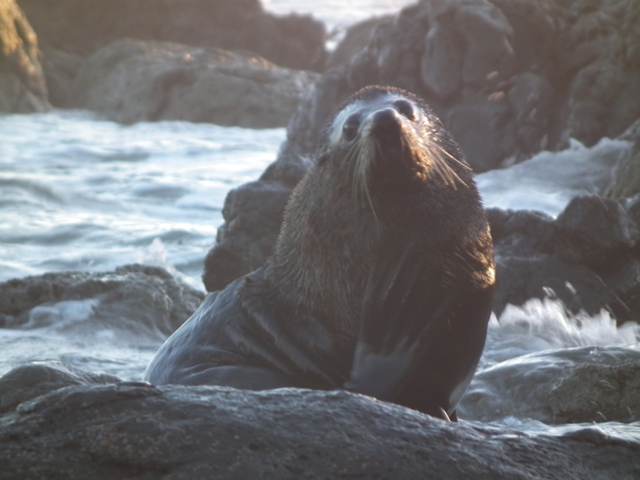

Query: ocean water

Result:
[1,0,639,439]
[263,0,416,32]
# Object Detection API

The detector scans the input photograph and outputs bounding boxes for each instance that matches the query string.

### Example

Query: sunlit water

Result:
[264,0,416,35]
[1,0,639,440]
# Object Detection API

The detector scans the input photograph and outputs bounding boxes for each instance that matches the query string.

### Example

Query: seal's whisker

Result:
[433,142,472,175]
[347,140,366,208]
[426,144,468,189]
[355,137,381,232]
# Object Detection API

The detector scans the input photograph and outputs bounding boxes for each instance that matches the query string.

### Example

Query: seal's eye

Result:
[342,116,360,141]
[394,100,416,121]
[316,151,329,166]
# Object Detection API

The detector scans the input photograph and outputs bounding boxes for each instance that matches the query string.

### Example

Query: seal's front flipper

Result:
[235,271,352,390]
[344,242,460,419]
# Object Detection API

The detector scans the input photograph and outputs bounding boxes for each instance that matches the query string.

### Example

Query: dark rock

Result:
[554,195,638,272]
[0,0,50,112]
[489,197,640,320]
[487,208,556,256]
[455,1,516,87]
[605,118,640,200]
[39,48,84,107]
[493,254,608,316]
[203,179,293,291]
[69,39,318,127]
[278,0,640,171]
[0,362,122,414]
[460,345,640,424]
[201,154,311,290]
[17,0,327,73]
[1,378,639,479]
[0,264,204,336]
[420,11,463,101]
[326,16,392,70]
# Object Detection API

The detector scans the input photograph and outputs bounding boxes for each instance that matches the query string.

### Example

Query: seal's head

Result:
[268,86,492,334]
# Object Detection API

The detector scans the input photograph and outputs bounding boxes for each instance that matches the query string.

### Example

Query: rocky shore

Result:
[2,0,326,125]
[2,0,640,478]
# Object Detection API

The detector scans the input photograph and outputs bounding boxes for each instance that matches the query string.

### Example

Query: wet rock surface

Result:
[490,195,640,321]
[460,345,640,424]
[0,0,50,112]
[605,119,640,200]
[0,264,204,336]
[68,39,318,127]
[17,0,326,73]
[0,371,639,480]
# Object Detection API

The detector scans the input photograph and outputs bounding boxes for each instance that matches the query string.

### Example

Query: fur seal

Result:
[144,86,495,420]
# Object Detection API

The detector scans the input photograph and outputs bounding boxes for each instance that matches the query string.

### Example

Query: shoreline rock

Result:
[1,375,639,479]
[280,0,640,173]
[67,39,318,127]
[17,0,327,73]
[0,264,204,336]
[460,344,640,424]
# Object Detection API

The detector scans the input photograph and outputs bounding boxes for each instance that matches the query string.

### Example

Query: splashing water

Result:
[483,297,639,367]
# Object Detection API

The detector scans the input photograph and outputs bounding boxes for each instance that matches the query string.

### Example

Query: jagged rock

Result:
[605,118,640,200]
[203,154,311,291]
[489,197,640,320]
[17,0,326,74]
[0,0,50,112]
[279,0,640,172]
[0,264,204,336]
[68,39,318,127]
[554,195,639,271]
[1,377,639,479]
[325,16,392,70]
[460,345,640,424]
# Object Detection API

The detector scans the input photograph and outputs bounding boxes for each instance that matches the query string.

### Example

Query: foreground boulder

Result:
[68,39,318,127]
[1,376,639,479]
[0,0,50,112]
[0,264,204,336]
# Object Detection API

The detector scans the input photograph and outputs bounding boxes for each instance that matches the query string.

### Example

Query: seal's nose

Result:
[371,108,401,129]
[370,108,403,147]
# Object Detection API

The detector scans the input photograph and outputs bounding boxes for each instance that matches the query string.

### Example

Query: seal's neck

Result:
[264,182,375,337]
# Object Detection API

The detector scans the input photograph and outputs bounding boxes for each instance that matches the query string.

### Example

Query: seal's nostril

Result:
[394,99,416,121]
